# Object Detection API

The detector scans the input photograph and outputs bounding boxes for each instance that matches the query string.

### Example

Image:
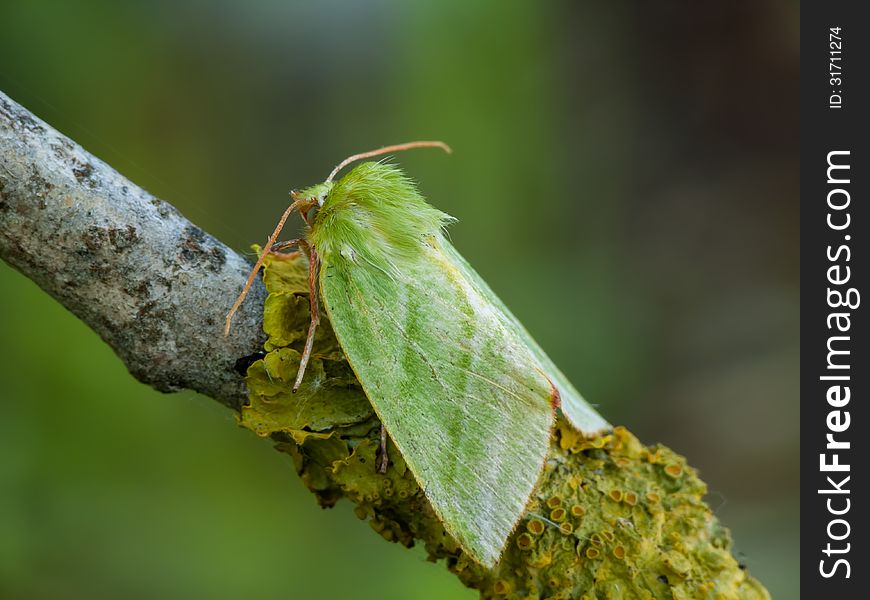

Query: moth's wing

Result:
[319,238,556,567]
[442,244,610,435]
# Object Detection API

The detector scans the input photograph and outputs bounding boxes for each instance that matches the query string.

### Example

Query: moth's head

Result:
[293,141,450,230]
[293,181,334,207]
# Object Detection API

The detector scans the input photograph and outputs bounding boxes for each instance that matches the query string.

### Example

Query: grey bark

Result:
[0,91,266,409]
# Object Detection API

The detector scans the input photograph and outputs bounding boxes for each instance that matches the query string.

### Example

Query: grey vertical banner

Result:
[802,2,868,594]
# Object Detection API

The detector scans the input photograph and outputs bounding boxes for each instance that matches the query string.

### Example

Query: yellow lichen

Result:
[664,463,684,478]
[550,507,567,523]
[492,580,511,595]
[527,519,546,536]
[517,533,534,551]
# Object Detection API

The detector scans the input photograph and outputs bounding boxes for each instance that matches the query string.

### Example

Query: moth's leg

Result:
[377,424,390,474]
[224,198,309,336]
[267,239,303,261]
[268,251,301,261]
[293,243,320,393]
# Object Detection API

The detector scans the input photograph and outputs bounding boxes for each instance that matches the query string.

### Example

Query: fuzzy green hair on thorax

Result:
[308,162,455,275]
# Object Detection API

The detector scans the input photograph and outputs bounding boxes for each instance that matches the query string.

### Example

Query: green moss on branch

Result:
[242,253,769,600]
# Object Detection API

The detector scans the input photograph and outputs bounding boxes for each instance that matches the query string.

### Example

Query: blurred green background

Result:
[1,1,798,598]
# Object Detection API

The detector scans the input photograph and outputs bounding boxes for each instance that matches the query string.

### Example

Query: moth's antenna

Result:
[326,140,451,183]
[224,196,305,336]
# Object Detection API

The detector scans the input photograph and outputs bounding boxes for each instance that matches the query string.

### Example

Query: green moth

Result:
[226,141,609,567]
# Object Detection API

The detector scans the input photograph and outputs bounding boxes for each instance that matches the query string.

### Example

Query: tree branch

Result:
[0,91,264,409]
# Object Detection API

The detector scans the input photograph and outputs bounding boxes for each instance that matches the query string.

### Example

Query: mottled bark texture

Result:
[0,91,265,409]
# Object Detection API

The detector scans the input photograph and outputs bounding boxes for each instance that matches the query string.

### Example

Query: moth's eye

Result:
[306,200,320,222]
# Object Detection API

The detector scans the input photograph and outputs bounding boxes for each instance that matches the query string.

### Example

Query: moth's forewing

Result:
[311,161,608,566]
[320,238,555,567]
[442,244,610,435]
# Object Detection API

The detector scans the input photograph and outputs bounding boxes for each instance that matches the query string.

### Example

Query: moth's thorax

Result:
[307,162,454,273]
